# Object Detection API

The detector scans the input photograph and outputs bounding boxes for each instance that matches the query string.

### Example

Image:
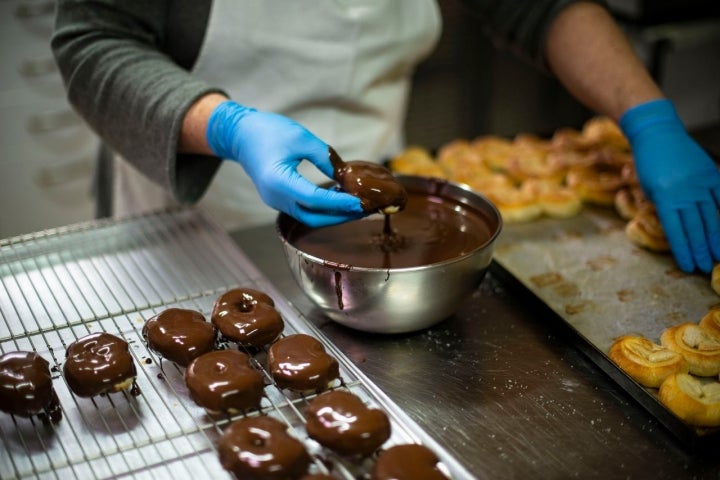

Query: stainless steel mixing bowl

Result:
[276,176,503,334]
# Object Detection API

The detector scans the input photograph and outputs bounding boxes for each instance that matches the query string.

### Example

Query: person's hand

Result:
[205,100,364,227]
[620,99,720,273]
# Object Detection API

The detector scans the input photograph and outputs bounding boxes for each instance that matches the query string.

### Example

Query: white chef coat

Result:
[113,0,441,230]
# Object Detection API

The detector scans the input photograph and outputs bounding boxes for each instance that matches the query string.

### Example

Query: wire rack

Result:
[0,207,474,480]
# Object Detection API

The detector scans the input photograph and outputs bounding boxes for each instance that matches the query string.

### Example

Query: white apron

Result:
[114,0,441,230]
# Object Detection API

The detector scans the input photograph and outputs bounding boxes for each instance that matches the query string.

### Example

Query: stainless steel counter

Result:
[232,224,720,480]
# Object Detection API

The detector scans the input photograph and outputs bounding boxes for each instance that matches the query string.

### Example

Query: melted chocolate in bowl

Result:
[286,191,494,269]
[277,176,502,334]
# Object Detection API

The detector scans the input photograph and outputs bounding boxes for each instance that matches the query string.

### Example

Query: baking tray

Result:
[0,207,474,480]
[491,204,720,449]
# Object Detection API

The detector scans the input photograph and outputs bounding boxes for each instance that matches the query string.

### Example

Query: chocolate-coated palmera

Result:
[218,415,311,480]
[63,332,138,398]
[371,444,449,480]
[185,349,265,415]
[329,146,408,215]
[211,287,284,348]
[0,351,62,423]
[267,334,339,393]
[142,308,216,367]
[305,389,390,456]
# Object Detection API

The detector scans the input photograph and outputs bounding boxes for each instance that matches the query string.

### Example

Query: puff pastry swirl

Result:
[608,335,688,388]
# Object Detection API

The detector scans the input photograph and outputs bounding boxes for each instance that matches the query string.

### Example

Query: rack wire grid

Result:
[0,207,474,480]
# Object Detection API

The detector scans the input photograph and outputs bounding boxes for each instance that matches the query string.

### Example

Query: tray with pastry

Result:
[389,117,720,449]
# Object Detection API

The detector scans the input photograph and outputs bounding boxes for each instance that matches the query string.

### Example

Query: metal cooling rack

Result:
[0,207,474,480]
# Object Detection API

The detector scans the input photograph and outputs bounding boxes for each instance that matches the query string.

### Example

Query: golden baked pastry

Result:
[464,172,515,197]
[661,323,720,377]
[614,186,648,221]
[608,335,688,388]
[712,263,720,297]
[472,135,514,172]
[659,373,720,427]
[579,116,631,152]
[700,308,720,338]
[566,161,626,207]
[389,146,447,179]
[520,178,582,219]
[625,204,670,253]
[484,186,542,224]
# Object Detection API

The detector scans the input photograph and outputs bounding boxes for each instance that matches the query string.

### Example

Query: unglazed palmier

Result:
[608,335,688,388]
[659,373,720,427]
[700,308,720,338]
[660,323,720,377]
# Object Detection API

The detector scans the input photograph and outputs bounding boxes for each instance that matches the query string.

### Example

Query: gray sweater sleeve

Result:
[51,0,223,204]
[460,0,608,69]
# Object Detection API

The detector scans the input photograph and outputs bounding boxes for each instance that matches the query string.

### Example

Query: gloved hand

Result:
[206,100,364,227]
[620,98,720,273]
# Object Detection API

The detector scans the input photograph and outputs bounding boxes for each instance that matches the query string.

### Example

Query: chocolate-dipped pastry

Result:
[371,444,448,480]
[267,334,339,392]
[212,288,284,348]
[63,332,138,398]
[218,415,311,480]
[329,147,408,214]
[0,351,62,423]
[142,308,216,367]
[185,350,264,414]
[305,389,390,456]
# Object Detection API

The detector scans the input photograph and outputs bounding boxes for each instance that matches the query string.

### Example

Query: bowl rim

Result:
[276,175,503,273]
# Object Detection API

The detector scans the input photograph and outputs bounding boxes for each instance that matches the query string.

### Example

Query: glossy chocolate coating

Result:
[371,444,448,480]
[212,288,284,348]
[63,332,137,398]
[286,191,494,269]
[0,351,62,423]
[218,415,310,480]
[300,475,335,480]
[267,334,339,392]
[305,389,390,456]
[142,308,216,367]
[185,349,264,413]
[329,147,407,214]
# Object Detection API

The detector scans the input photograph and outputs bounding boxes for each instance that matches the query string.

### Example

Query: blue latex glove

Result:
[620,99,720,273]
[206,100,364,227]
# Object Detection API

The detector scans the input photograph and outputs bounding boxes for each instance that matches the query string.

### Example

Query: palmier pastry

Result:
[305,390,391,456]
[142,308,216,367]
[608,335,688,388]
[659,373,720,427]
[371,444,449,480]
[579,116,631,152]
[484,186,542,224]
[712,263,720,296]
[520,178,582,219]
[267,334,339,393]
[436,139,488,183]
[614,186,648,221]
[389,146,447,179]
[661,323,720,377]
[700,308,720,337]
[330,147,407,215]
[566,161,625,207]
[625,204,670,253]
[63,332,138,397]
[185,350,264,415]
[218,416,310,480]
[212,287,284,348]
[472,135,514,172]
[0,351,62,423]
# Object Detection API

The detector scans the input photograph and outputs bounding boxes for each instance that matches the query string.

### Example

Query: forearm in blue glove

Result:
[620,99,720,273]
[206,100,364,227]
